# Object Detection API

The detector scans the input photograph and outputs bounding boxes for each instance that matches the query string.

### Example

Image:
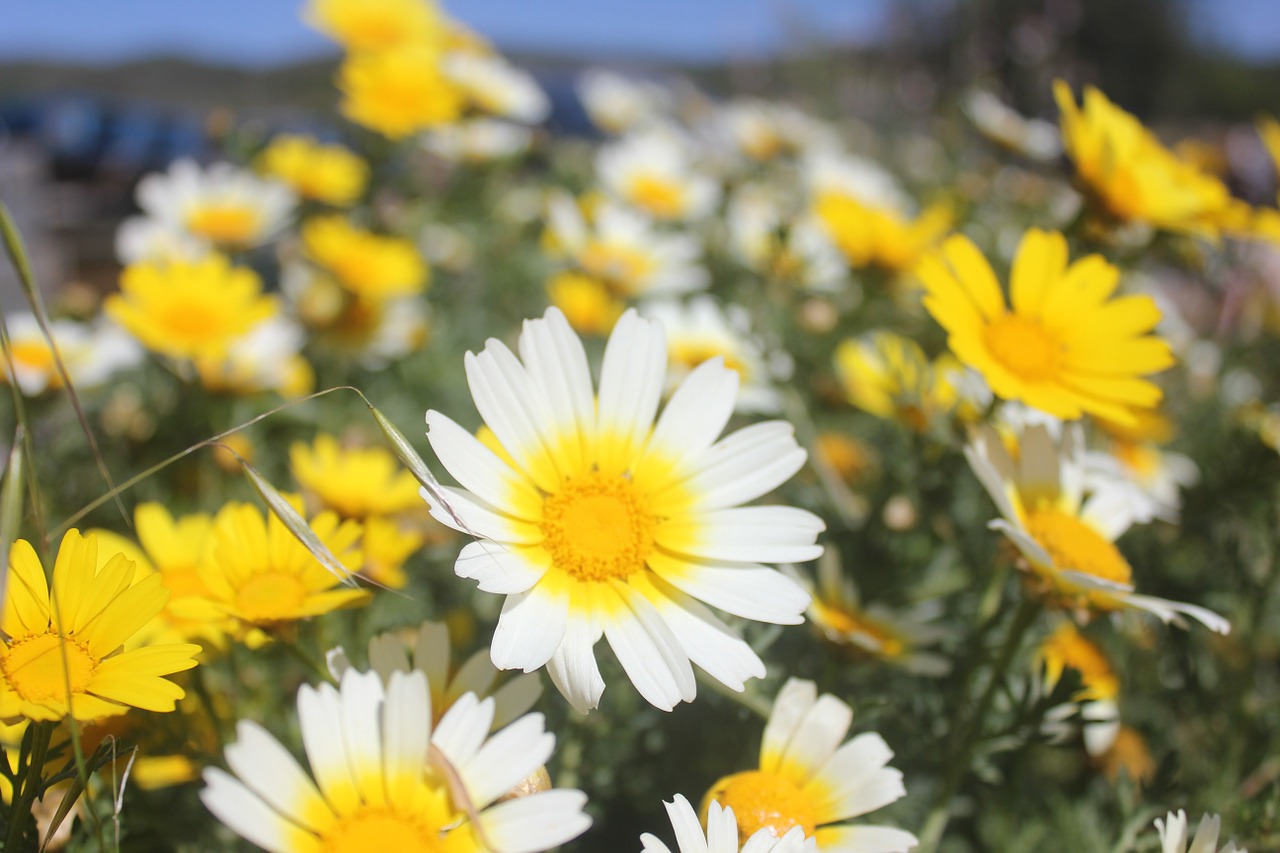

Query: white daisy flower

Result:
[423,118,533,163]
[641,794,817,853]
[195,315,311,398]
[423,307,821,712]
[965,422,1229,632]
[444,53,550,124]
[328,620,542,730]
[577,69,671,135]
[805,154,911,216]
[548,194,709,299]
[201,668,590,853]
[1083,440,1198,526]
[704,678,917,852]
[126,159,295,252]
[716,99,837,164]
[726,185,845,293]
[640,297,788,414]
[2,313,141,397]
[115,215,209,265]
[597,128,720,222]
[961,89,1062,163]
[1155,811,1246,853]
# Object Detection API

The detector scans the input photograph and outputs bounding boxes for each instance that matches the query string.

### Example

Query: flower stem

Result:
[4,718,55,851]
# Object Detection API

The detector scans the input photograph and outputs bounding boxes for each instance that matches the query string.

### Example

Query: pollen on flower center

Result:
[706,770,818,842]
[235,571,308,623]
[1,632,98,703]
[320,807,442,853]
[983,314,1063,382]
[1024,507,1133,586]
[541,472,655,582]
[186,204,260,245]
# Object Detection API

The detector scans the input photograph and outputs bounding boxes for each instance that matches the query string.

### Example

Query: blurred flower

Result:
[577,69,670,135]
[834,332,961,431]
[201,668,591,853]
[1154,811,1245,853]
[962,89,1061,162]
[291,434,423,520]
[423,118,533,162]
[122,159,295,253]
[115,216,208,265]
[548,194,709,299]
[302,215,429,300]
[330,620,542,729]
[727,186,845,292]
[702,678,916,851]
[256,134,369,206]
[966,423,1229,631]
[642,297,787,413]
[1,313,140,396]
[1,531,199,723]
[1084,426,1198,526]
[643,794,816,853]
[424,308,819,711]
[444,52,550,124]
[717,99,836,164]
[546,270,626,336]
[799,551,949,676]
[918,228,1173,426]
[196,497,368,630]
[356,517,425,588]
[1054,81,1235,237]
[338,45,463,139]
[1036,621,1120,755]
[305,0,447,51]
[809,154,950,274]
[196,316,314,399]
[597,128,719,221]
[1095,725,1155,787]
[814,433,875,484]
[106,254,278,363]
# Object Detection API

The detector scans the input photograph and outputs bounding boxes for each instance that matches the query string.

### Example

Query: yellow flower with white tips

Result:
[643,794,817,853]
[702,678,916,851]
[424,308,821,712]
[966,422,1229,631]
[0,531,200,723]
[917,228,1174,426]
[1,313,140,397]
[1037,621,1121,756]
[257,134,368,206]
[1054,80,1235,236]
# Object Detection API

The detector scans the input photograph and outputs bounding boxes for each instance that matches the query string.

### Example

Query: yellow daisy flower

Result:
[302,216,428,300]
[305,0,447,52]
[917,228,1174,425]
[1054,80,1235,236]
[833,332,962,431]
[106,254,278,362]
[1038,621,1119,704]
[815,193,951,274]
[546,271,626,336]
[0,531,200,723]
[197,497,369,629]
[257,135,369,206]
[338,46,464,140]
[702,678,916,851]
[290,434,424,520]
[355,517,425,589]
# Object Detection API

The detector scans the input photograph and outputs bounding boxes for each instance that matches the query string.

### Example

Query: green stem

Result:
[5,719,54,851]
[915,598,1041,853]
[275,629,336,685]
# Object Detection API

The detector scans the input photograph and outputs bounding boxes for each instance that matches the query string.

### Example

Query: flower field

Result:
[1,1,1278,851]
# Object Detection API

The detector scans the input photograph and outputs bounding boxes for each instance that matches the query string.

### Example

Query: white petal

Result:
[339,669,386,806]
[673,422,808,511]
[814,824,919,853]
[642,576,766,692]
[597,310,667,473]
[460,713,554,807]
[224,721,330,833]
[546,615,606,713]
[657,506,825,564]
[200,768,310,853]
[296,682,360,814]
[425,485,542,544]
[649,553,810,625]
[642,358,739,471]
[367,633,411,682]
[705,798,739,853]
[805,732,902,821]
[1122,593,1232,634]
[761,679,817,774]
[772,694,853,784]
[456,541,549,594]
[411,621,451,691]
[518,307,595,476]
[426,411,541,515]
[665,794,711,853]
[465,346,563,493]
[491,585,571,672]
[382,671,432,802]
[476,789,592,853]
[433,693,497,769]
[603,589,696,711]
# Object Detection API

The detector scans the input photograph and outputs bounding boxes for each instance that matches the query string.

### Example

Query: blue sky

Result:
[0,0,1277,68]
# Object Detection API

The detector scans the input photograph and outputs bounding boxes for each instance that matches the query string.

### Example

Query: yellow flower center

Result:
[320,806,442,853]
[579,242,655,292]
[984,314,1064,382]
[235,571,308,623]
[705,770,817,842]
[159,303,222,348]
[541,472,654,582]
[186,203,261,245]
[1023,508,1132,586]
[628,174,685,219]
[668,341,747,379]
[813,603,905,657]
[1,632,98,704]
[10,341,56,374]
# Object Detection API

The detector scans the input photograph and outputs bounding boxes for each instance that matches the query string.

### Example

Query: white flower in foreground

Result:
[201,668,590,853]
[641,794,816,853]
[127,159,295,252]
[704,678,916,852]
[597,128,720,221]
[577,69,670,134]
[1155,811,1245,853]
[424,307,821,712]
[966,423,1229,632]
[2,313,141,396]
[328,620,542,730]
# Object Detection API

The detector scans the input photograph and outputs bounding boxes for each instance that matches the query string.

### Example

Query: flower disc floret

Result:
[541,472,655,582]
[706,771,818,840]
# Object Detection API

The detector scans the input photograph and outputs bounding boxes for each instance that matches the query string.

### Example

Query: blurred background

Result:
[3,0,1280,303]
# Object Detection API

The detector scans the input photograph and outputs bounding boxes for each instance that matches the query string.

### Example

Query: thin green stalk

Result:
[5,719,54,851]
[916,597,1041,853]
[274,629,336,685]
